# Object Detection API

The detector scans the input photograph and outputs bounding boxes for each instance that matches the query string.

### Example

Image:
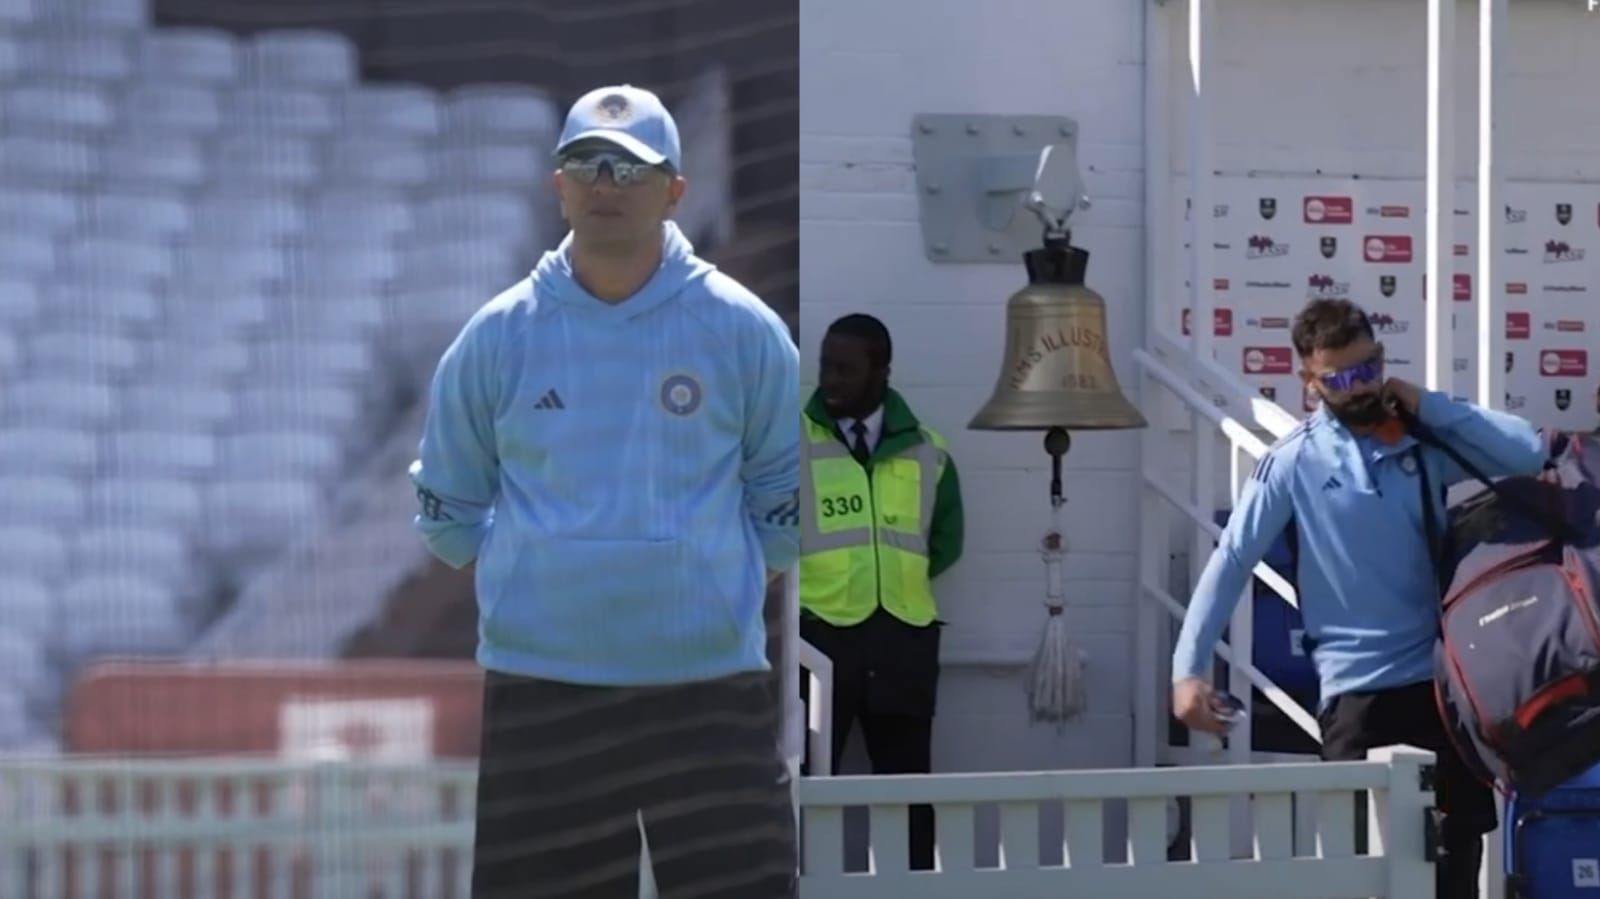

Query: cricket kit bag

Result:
[1415,426,1600,799]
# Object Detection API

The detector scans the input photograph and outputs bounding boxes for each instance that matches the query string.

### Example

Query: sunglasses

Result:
[559,152,665,187]
[1316,344,1385,393]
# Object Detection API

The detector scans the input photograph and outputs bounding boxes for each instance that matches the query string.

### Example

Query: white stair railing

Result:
[1131,344,1313,764]
[1131,334,1319,862]
[784,566,835,799]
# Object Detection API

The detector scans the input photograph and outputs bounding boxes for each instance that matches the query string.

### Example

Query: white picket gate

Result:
[797,745,1437,898]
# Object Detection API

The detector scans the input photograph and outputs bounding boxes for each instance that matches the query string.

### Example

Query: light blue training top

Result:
[409,221,800,687]
[1171,390,1546,707]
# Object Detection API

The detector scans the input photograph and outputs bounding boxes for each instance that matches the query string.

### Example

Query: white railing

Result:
[783,565,835,788]
[798,745,1435,898]
[1131,342,1323,862]
[0,756,478,899]
[0,746,1438,899]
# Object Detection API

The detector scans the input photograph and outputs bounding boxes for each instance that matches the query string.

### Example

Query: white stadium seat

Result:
[0,378,119,428]
[0,186,79,236]
[0,577,55,642]
[120,83,225,137]
[0,427,99,476]
[136,28,240,85]
[0,83,117,133]
[443,84,561,142]
[87,477,205,533]
[102,430,217,478]
[0,529,70,585]
[100,133,208,188]
[22,30,135,81]
[341,84,441,137]
[55,574,189,660]
[245,30,357,88]
[0,476,84,529]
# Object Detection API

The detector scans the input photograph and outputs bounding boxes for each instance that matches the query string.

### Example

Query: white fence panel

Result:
[798,745,1436,899]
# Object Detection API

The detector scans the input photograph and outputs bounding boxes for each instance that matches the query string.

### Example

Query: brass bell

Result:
[969,236,1148,431]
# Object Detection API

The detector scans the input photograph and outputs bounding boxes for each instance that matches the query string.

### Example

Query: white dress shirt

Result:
[837,405,884,456]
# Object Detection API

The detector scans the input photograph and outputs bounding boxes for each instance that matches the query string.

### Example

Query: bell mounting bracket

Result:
[911,113,1090,264]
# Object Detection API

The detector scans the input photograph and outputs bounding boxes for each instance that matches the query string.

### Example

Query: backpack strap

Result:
[1398,405,1573,543]
[1414,445,1447,601]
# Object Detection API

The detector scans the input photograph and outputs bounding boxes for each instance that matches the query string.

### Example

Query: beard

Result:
[1325,391,1388,428]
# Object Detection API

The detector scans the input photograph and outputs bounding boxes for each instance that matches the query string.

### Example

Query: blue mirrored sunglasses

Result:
[1319,352,1384,392]
[560,152,663,187]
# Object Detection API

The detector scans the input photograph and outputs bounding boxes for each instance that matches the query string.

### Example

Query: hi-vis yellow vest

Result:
[799,415,949,627]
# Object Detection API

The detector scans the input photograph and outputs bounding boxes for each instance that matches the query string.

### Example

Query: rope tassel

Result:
[1027,487,1087,726]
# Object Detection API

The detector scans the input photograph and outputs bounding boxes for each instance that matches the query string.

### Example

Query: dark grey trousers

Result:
[469,669,798,899]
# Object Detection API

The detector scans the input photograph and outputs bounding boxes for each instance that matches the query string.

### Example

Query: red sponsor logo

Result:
[1539,349,1588,378]
[1364,235,1413,262]
[1243,346,1293,375]
[1507,282,1528,295]
[1454,243,1469,257]
[1214,278,1230,290]
[1303,195,1354,224]
[1182,307,1234,336]
[1377,205,1410,218]
[1556,320,1586,333]
[1506,311,1530,339]
[1254,316,1290,329]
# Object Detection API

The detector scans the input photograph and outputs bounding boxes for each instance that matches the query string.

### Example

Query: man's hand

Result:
[1381,377,1422,418]
[1172,676,1231,736]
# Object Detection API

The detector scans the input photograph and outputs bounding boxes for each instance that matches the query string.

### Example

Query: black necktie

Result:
[849,421,871,465]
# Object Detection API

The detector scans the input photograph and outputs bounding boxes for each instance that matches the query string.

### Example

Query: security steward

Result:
[799,313,964,872]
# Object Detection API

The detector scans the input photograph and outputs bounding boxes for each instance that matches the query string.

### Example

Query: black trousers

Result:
[470,669,797,899]
[799,609,940,871]
[1318,681,1498,899]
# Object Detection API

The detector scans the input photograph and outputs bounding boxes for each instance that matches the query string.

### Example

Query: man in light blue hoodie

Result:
[410,84,801,899]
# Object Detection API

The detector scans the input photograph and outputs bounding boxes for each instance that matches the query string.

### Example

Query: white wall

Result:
[1168,0,1600,180]
[801,0,1149,778]
[801,0,1598,783]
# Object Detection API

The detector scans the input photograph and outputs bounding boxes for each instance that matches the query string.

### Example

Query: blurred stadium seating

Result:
[0,0,760,755]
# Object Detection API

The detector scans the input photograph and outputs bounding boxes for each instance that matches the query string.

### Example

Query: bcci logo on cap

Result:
[595,93,633,123]
[659,373,703,417]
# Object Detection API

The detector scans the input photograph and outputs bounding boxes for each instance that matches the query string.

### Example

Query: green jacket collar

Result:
[805,388,925,459]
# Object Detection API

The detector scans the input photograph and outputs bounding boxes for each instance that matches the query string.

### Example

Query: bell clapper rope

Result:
[1029,427,1087,726]
[1042,429,1068,617]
